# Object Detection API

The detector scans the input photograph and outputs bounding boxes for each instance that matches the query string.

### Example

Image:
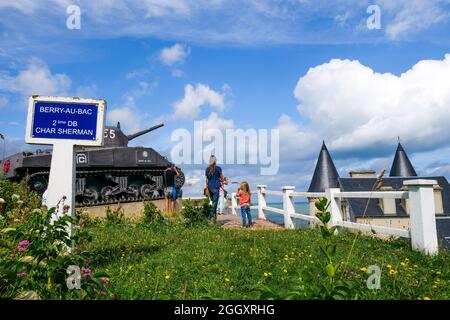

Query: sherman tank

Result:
[0,123,185,206]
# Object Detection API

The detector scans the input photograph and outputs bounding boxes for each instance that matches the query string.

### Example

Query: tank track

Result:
[27,168,185,207]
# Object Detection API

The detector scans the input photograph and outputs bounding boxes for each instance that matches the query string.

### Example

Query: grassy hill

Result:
[83,221,450,300]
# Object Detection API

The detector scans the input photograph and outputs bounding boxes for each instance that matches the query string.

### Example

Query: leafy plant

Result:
[310,197,358,299]
[0,177,41,227]
[180,198,211,225]
[0,206,110,299]
[105,206,125,225]
[75,210,102,228]
[143,201,164,224]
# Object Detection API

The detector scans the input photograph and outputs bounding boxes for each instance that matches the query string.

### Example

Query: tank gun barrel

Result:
[126,123,164,141]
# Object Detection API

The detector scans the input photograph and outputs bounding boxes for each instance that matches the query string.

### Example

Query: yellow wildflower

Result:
[360,267,368,272]
[224,278,230,282]
[283,269,288,273]
[389,269,398,275]
[436,271,441,275]
[165,275,170,280]
[423,296,431,300]
[400,262,406,267]
[386,264,392,269]
[263,272,269,277]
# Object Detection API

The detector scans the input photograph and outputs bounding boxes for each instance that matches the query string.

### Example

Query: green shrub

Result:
[143,201,164,224]
[180,198,211,225]
[0,207,110,299]
[75,210,102,229]
[0,177,41,227]
[105,206,125,225]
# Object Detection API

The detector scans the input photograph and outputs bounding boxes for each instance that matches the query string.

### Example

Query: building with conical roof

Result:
[307,141,339,192]
[389,142,417,177]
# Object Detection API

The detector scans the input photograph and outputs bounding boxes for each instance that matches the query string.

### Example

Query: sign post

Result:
[25,96,106,239]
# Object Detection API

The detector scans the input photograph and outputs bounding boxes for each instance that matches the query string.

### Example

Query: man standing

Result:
[164,164,179,216]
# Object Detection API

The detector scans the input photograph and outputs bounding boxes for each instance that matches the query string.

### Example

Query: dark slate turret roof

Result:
[308,141,340,192]
[389,143,417,177]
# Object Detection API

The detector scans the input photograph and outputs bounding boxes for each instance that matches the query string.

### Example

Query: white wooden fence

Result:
[231,179,439,255]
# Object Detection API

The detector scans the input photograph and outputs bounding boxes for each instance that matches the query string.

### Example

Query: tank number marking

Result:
[104,129,116,139]
[76,153,88,164]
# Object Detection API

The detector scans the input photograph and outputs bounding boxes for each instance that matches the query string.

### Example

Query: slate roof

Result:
[307,142,340,192]
[389,143,418,177]
[337,176,450,220]
[436,218,450,250]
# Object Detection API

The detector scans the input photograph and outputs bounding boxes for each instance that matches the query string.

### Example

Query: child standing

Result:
[236,181,253,228]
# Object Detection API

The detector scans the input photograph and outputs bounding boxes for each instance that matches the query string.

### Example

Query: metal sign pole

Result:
[46,142,76,231]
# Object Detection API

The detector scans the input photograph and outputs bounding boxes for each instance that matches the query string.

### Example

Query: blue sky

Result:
[1,0,450,196]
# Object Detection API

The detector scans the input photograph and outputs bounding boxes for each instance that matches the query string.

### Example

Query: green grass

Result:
[83,222,450,300]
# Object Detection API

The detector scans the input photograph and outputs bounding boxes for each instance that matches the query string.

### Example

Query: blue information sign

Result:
[32,101,98,140]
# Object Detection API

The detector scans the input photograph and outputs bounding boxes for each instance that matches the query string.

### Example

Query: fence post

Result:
[282,186,295,229]
[257,185,267,220]
[325,188,342,231]
[231,192,238,216]
[404,179,439,255]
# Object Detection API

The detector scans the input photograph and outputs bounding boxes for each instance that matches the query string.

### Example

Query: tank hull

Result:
[2,146,185,207]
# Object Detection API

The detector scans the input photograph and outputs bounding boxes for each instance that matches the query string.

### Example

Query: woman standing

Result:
[205,155,224,220]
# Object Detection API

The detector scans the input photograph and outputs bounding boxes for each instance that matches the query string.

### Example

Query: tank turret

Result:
[101,122,164,148]
[1,122,185,206]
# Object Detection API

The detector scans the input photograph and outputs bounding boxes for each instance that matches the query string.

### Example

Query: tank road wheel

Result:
[83,188,99,205]
[101,186,114,202]
[140,184,156,199]
[175,170,185,188]
[28,175,48,194]
[127,185,140,200]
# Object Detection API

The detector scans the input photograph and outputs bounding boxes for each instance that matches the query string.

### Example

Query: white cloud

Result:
[286,54,450,159]
[142,0,192,18]
[0,58,71,97]
[0,0,40,14]
[1,0,450,46]
[201,111,234,132]
[171,69,185,78]
[107,81,157,134]
[125,68,150,80]
[0,95,8,107]
[159,43,190,66]
[172,83,227,119]
[379,0,450,40]
[75,84,97,98]
[107,102,142,134]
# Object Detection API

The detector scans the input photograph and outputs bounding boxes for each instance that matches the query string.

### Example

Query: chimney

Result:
[349,170,376,178]
[401,183,444,215]
[378,186,397,215]
[434,184,444,215]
